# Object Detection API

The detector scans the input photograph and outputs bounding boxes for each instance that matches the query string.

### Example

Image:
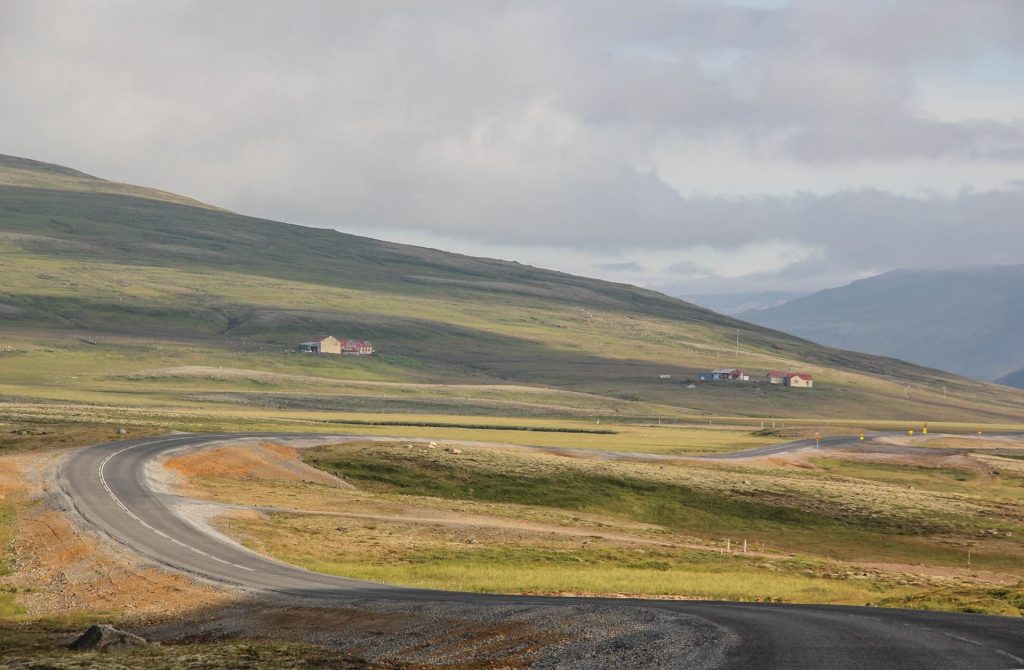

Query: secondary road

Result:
[59,432,1024,669]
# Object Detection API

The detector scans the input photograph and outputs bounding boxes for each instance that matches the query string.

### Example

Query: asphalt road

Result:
[59,432,1024,669]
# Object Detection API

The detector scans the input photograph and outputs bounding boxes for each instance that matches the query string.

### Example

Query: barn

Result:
[297,335,342,354]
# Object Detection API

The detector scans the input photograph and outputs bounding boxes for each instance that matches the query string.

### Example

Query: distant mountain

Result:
[742,266,1024,381]
[996,368,1024,390]
[680,291,806,316]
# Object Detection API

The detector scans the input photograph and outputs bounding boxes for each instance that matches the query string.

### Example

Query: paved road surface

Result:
[59,433,1024,669]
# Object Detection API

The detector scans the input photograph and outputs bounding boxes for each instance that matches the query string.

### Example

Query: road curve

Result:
[59,433,1024,669]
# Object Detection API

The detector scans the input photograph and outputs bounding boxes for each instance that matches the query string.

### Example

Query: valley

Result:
[2,155,1024,667]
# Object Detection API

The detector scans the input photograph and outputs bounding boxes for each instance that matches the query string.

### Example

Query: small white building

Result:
[701,368,750,381]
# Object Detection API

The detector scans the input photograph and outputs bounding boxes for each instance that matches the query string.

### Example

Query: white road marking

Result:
[98,437,255,572]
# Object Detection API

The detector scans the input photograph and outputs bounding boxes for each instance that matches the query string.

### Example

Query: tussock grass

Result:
[228,513,907,606]
[303,443,1024,569]
[324,419,616,434]
[308,560,893,604]
[877,584,1024,616]
[178,437,1024,612]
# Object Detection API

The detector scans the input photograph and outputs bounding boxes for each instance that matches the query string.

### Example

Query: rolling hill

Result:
[2,153,1024,424]
[742,267,1024,385]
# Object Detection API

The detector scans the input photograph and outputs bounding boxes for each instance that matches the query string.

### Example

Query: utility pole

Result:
[735,329,740,358]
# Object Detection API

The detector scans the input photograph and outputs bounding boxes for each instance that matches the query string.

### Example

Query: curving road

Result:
[59,433,1024,669]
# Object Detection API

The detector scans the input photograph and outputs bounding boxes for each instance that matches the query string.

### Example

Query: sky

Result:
[2,1,1023,297]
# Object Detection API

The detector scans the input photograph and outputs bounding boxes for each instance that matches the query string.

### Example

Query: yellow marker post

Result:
[923,423,928,435]
[859,433,865,441]
[908,429,914,436]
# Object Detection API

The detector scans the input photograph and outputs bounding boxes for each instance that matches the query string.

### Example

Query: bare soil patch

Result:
[10,509,232,616]
[0,449,232,618]
[163,441,354,496]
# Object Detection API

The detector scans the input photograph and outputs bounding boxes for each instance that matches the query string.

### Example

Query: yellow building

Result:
[297,335,342,354]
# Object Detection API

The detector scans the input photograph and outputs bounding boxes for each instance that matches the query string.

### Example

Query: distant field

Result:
[3,333,1023,453]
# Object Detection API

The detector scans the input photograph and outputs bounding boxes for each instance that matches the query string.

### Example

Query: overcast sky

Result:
[2,1,1023,296]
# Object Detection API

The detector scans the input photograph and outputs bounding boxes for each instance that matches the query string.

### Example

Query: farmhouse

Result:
[767,370,787,384]
[338,339,375,355]
[700,368,750,381]
[297,336,374,355]
[786,372,814,388]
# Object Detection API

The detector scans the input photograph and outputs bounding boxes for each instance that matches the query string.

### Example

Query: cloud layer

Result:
[1,1,1022,293]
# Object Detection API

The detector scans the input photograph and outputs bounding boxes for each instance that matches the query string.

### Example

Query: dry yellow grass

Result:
[160,437,1024,610]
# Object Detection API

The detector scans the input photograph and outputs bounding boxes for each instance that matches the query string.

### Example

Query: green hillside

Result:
[2,153,1024,425]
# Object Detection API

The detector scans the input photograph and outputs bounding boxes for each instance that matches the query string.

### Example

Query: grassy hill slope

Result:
[2,153,1023,424]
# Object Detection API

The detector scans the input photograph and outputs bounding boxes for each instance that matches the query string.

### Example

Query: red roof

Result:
[786,372,813,380]
[768,370,787,377]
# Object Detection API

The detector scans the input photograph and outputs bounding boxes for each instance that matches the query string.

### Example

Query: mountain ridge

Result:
[742,265,1024,382]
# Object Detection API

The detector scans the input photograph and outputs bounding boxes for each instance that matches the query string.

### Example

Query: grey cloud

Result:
[598,261,643,273]
[665,260,716,278]
[1,1,1023,295]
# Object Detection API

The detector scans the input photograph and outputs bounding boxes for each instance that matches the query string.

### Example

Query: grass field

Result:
[152,436,1024,614]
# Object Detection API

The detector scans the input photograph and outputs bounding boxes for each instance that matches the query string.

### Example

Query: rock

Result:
[117,427,128,435]
[445,447,463,454]
[428,441,438,447]
[69,624,149,652]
